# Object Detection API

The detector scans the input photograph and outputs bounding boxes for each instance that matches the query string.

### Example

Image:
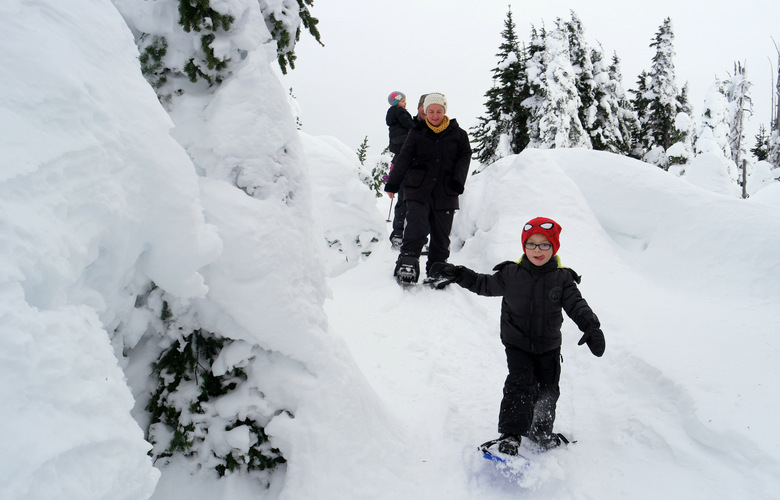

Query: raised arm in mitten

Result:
[577,328,605,357]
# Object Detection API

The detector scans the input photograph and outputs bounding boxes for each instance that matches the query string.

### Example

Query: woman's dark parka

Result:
[455,256,601,353]
[384,118,471,210]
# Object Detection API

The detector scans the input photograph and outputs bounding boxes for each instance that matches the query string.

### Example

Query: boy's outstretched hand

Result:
[429,262,460,278]
[428,262,463,289]
[578,329,606,357]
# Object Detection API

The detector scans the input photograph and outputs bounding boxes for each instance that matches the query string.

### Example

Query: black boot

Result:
[394,254,419,284]
[497,433,522,456]
[528,431,569,450]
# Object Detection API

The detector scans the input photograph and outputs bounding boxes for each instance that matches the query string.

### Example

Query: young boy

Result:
[429,217,605,455]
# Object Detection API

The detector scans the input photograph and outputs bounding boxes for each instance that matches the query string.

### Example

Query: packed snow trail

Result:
[324,150,780,499]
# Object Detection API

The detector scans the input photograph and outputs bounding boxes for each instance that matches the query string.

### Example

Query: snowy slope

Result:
[325,149,780,499]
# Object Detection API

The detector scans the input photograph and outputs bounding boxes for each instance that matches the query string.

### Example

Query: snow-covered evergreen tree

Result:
[628,70,652,158]
[695,80,733,160]
[586,46,635,154]
[608,53,641,156]
[525,24,590,149]
[124,0,321,103]
[667,84,695,170]
[771,127,780,171]
[471,7,530,165]
[771,53,780,169]
[752,124,771,161]
[266,0,322,74]
[722,62,753,196]
[558,10,622,152]
[111,0,325,486]
[694,64,754,193]
[633,18,685,169]
[564,12,596,142]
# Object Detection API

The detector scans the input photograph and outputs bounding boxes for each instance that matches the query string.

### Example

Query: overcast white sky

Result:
[281,0,780,158]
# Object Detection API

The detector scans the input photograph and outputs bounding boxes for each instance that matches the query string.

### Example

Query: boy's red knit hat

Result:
[522,217,562,255]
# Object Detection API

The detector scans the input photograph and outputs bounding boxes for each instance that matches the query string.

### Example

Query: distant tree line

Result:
[471,8,780,193]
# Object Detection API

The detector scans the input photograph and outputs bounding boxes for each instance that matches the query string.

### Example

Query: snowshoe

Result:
[527,432,571,451]
[479,434,531,483]
[480,434,522,456]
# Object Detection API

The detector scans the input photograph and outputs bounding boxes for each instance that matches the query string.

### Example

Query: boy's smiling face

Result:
[524,233,554,267]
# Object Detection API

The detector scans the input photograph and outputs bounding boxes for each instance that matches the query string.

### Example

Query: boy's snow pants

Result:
[498,345,562,438]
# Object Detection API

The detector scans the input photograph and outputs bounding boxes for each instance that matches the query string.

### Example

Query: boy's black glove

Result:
[428,262,463,289]
[578,329,606,357]
[429,262,461,279]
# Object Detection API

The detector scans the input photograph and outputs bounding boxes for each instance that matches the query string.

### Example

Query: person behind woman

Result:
[385,91,416,248]
[413,93,428,123]
[389,93,429,249]
[384,92,471,284]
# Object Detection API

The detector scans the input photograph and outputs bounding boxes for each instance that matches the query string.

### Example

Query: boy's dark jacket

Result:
[455,256,600,353]
[384,118,471,210]
[386,106,415,154]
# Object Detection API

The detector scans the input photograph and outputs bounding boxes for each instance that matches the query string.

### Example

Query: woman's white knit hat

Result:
[423,93,447,113]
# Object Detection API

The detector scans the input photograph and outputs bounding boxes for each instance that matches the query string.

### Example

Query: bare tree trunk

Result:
[772,49,780,170]
[772,39,780,132]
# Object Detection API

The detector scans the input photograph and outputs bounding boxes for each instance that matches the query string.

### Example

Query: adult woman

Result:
[384,92,472,284]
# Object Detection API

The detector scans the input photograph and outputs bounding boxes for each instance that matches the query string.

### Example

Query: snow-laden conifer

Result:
[525,24,590,149]
[471,7,530,166]
[634,18,685,169]
[564,12,596,142]
[110,0,327,486]
[586,47,637,154]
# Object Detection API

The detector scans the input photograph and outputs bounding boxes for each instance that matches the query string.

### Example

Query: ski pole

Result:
[386,197,394,222]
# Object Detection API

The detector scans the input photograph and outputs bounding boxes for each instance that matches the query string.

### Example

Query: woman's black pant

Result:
[399,199,454,271]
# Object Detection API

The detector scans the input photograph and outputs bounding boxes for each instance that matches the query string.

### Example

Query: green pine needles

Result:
[269,0,323,74]
[358,145,391,198]
[218,419,286,476]
[136,0,323,98]
[139,35,168,90]
[356,136,369,166]
[178,0,235,85]
[368,157,391,198]
[146,325,285,477]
